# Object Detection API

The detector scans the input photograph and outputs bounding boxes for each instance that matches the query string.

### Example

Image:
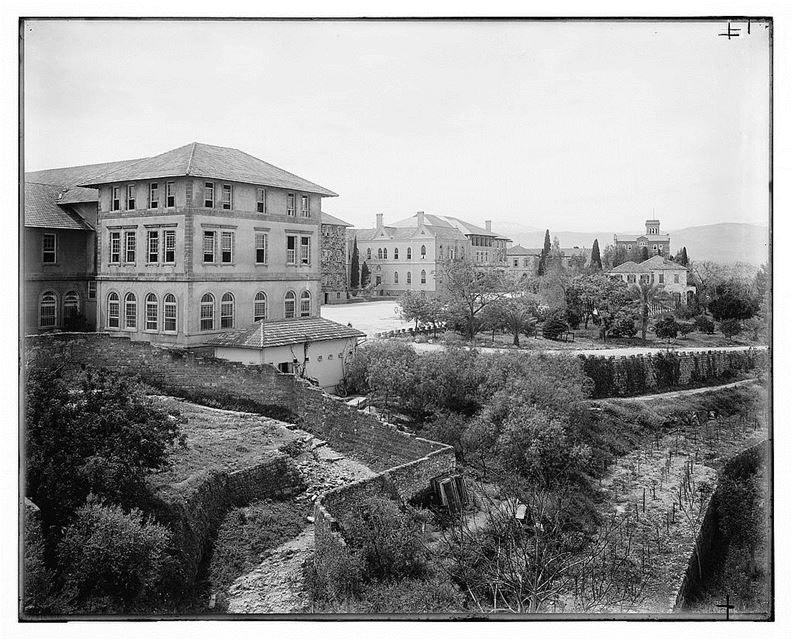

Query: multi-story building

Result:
[353,211,511,296]
[320,211,352,304]
[67,142,337,346]
[504,244,589,280]
[606,255,695,306]
[614,219,671,257]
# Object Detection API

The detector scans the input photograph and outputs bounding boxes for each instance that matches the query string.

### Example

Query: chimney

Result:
[485,220,492,232]
[376,213,383,228]
[416,211,425,226]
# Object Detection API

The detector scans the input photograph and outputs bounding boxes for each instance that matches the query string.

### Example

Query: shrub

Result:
[694,315,716,334]
[720,318,743,341]
[414,334,428,344]
[611,314,637,338]
[359,576,465,613]
[343,498,429,582]
[542,310,569,340]
[23,502,54,615]
[56,499,173,613]
[306,542,365,604]
[653,315,679,342]
[677,321,696,339]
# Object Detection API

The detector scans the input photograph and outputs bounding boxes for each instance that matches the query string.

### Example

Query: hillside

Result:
[499,222,768,265]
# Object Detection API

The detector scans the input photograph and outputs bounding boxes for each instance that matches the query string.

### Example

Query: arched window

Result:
[107,292,120,328]
[366,248,372,260]
[40,291,57,328]
[394,271,399,284]
[406,272,412,284]
[407,247,412,259]
[377,248,383,260]
[164,294,177,332]
[420,245,426,259]
[200,293,215,330]
[284,290,296,319]
[300,291,311,317]
[145,293,158,331]
[221,292,234,328]
[124,293,137,329]
[63,291,79,321]
[394,248,399,259]
[383,248,388,259]
[421,269,427,284]
[254,292,267,322]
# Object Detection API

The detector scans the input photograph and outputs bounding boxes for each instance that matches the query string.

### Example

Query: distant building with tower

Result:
[614,219,671,257]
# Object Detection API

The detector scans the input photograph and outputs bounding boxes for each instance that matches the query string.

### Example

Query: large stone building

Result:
[614,219,671,257]
[606,255,695,306]
[320,211,352,304]
[353,211,511,295]
[24,143,341,346]
[504,244,588,280]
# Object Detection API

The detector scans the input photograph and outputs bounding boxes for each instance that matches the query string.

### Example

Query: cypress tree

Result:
[641,246,649,262]
[590,238,602,271]
[350,237,360,289]
[680,246,689,266]
[538,229,551,276]
[360,261,371,288]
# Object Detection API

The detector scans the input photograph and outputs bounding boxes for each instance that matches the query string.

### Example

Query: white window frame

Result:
[284,290,296,319]
[164,230,176,263]
[254,292,267,322]
[287,193,295,216]
[255,232,268,264]
[286,235,297,265]
[39,291,57,328]
[145,293,158,331]
[107,292,120,328]
[256,187,266,213]
[110,232,121,264]
[221,184,232,210]
[163,294,177,333]
[166,181,176,208]
[200,293,215,330]
[300,236,311,265]
[124,293,137,330]
[300,194,309,217]
[87,281,97,300]
[147,230,160,264]
[220,231,233,264]
[111,186,121,211]
[203,231,216,263]
[204,182,215,208]
[126,184,136,210]
[149,182,159,209]
[220,292,234,328]
[124,231,136,264]
[299,290,311,317]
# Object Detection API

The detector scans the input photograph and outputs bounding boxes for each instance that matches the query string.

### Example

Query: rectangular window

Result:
[164,230,176,263]
[42,233,56,263]
[146,299,158,331]
[300,194,309,217]
[87,281,97,300]
[124,231,136,263]
[255,232,268,264]
[203,231,215,262]
[126,184,136,210]
[300,236,311,265]
[286,235,297,264]
[256,188,266,213]
[166,181,175,208]
[110,232,121,263]
[108,298,120,328]
[659,273,665,284]
[674,274,680,284]
[204,182,215,208]
[111,186,121,211]
[149,182,159,208]
[287,193,295,216]
[147,230,159,263]
[125,298,137,329]
[221,184,232,210]
[221,231,233,263]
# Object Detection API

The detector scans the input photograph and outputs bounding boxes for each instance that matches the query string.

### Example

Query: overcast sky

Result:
[23,19,770,233]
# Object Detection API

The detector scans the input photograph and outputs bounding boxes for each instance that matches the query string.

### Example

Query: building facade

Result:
[353,211,511,296]
[505,243,589,280]
[614,219,671,257]
[606,255,695,306]
[320,211,352,304]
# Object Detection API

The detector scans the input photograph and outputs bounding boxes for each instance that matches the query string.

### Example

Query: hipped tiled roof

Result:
[391,213,509,239]
[25,158,145,189]
[207,317,365,349]
[77,142,338,196]
[321,211,352,227]
[24,183,94,230]
[608,255,688,274]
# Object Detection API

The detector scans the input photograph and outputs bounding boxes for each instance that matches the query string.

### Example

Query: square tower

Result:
[645,219,661,236]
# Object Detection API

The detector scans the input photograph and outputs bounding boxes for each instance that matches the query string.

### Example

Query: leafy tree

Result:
[56,499,173,613]
[709,278,760,321]
[438,261,506,340]
[589,238,602,271]
[631,281,668,341]
[350,237,360,289]
[653,315,680,345]
[360,260,371,288]
[361,341,417,415]
[674,246,689,266]
[677,320,696,339]
[694,314,715,334]
[25,365,185,538]
[753,263,769,300]
[720,318,743,342]
[399,290,444,336]
[583,275,635,342]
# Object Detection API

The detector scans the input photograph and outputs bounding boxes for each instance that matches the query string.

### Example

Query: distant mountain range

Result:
[496,222,769,265]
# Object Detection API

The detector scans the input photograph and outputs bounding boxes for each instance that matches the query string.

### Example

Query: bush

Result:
[653,315,679,342]
[358,576,465,613]
[694,315,715,334]
[542,310,569,340]
[611,315,637,338]
[677,321,696,339]
[441,330,462,345]
[56,499,173,613]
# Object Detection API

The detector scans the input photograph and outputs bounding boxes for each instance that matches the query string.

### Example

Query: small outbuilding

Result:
[206,317,365,392]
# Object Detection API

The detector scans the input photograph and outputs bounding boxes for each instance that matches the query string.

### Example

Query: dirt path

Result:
[226,527,315,614]
[411,342,767,358]
[601,378,758,402]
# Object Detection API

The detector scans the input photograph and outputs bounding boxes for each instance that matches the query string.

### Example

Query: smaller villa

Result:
[606,255,695,307]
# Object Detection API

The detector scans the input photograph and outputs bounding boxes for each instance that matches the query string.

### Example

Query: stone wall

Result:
[25,333,445,472]
[152,453,306,590]
[580,348,768,398]
[321,222,348,295]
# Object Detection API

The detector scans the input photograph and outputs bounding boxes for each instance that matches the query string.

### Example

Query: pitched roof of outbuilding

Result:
[24,182,94,230]
[607,255,687,274]
[321,211,352,227]
[507,244,536,256]
[206,317,365,350]
[76,142,338,196]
